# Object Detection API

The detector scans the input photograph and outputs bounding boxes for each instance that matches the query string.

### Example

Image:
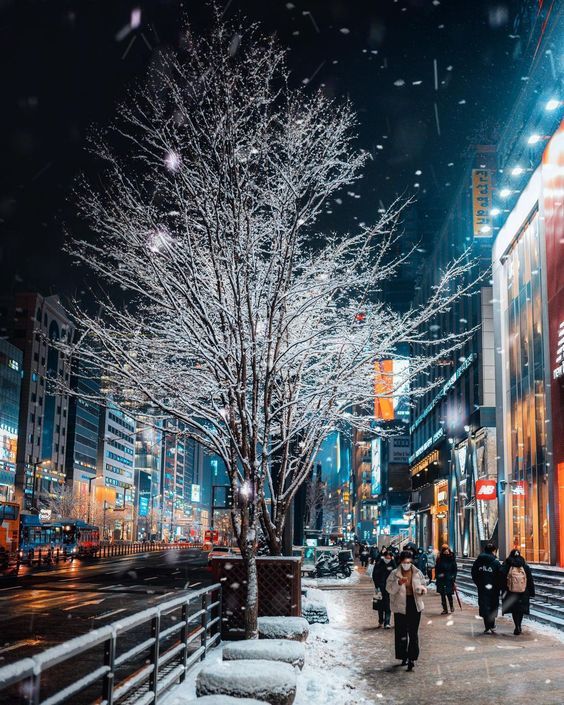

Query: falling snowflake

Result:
[394,79,405,87]
[339,28,350,35]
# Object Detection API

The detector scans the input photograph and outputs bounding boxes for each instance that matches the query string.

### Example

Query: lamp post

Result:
[87,475,97,524]
[29,459,51,512]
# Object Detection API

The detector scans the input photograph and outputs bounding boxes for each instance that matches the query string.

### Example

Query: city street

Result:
[0,548,212,666]
[311,571,564,705]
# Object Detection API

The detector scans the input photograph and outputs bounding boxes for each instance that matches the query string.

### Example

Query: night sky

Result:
[0,0,538,304]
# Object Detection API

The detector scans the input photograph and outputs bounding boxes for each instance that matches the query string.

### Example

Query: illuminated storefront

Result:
[493,120,564,564]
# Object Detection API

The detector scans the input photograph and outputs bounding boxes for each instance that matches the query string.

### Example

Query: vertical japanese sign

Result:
[472,169,493,237]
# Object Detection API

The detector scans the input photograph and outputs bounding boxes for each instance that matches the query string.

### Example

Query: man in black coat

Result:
[471,542,501,633]
[372,549,396,628]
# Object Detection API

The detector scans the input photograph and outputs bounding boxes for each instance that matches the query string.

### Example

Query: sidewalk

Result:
[318,570,564,705]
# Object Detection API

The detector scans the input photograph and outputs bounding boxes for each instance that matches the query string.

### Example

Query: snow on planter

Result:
[181,696,266,705]
[196,659,297,705]
[258,616,309,642]
[301,599,329,625]
[223,638,306,669]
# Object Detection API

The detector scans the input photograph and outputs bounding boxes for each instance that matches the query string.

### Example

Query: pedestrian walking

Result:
[386,550,427,671]
[369,544,380,564]
[360,543,370,568]
[500,549,535,635]
[471,542,501,633]
[435,546,457,614]
[372,549,396,628]
[425,545,436,582]
[414,546,428,575]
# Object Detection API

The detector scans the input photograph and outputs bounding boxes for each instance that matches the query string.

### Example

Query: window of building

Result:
[500,210,549,563]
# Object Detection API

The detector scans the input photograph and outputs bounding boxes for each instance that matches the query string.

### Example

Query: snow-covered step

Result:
[183,697,266,705]
[257,616,309,642]
[196,659,297,705]
[223,639,305,669]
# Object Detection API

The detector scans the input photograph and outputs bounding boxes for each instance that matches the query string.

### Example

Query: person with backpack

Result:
[435,546,457,614]
[386,550,428,671]
[500,549,535,635]
[372,548,396,628]
[425,545,436,582]
[471,543,501,633]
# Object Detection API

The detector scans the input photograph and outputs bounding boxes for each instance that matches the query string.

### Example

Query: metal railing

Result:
[0,583,222,705]
[18,542,203,568]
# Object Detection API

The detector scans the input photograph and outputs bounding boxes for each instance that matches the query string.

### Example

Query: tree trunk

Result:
[243,549,259,639]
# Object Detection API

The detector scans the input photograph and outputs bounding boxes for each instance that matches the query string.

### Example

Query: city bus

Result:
[19,516,100,563]
[0,501,20,576]
[47,520,100,557]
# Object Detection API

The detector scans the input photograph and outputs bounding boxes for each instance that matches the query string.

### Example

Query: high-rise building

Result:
[65,358,100,512]
[0,293,73,509]
[409,146,498,556]
[134,417,162,540]
[97,401,136,540]
[0,340,23,501]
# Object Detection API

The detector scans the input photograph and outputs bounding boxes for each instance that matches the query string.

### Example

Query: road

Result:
[0,548,213,667]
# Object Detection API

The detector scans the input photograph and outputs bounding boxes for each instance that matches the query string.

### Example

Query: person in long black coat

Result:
[499,549,535,635]
[435,546,457,614]
[471,543,501,633]
[372,549,396,628]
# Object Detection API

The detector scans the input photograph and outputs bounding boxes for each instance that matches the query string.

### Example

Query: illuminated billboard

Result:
[371,438,381,497]
[374,359,410,422]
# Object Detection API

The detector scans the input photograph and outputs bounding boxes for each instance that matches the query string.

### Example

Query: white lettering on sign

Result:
[554,321,564,380]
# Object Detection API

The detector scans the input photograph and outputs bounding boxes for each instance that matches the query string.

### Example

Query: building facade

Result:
[134,417,163,541]
[65,358,100,514]
[0,340,23,500]
[493,120,564,565]
[97,402,136,540]
[0,293,73,510]
[409,147,498,556]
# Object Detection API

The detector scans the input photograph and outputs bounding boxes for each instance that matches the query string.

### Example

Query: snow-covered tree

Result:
[65,18,475,637]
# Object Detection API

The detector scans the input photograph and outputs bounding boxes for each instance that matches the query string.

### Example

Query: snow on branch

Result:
[63,16,476,558]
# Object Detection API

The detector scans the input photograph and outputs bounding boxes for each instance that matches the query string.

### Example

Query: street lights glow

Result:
[545,98,560,112]
[511,166,523,177]
[499,188,511,198]
[480,225,491,234]
[490,207,501,216]
[527,134,541,145]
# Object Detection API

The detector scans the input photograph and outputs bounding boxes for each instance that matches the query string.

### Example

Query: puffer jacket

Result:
[386,565,427,614]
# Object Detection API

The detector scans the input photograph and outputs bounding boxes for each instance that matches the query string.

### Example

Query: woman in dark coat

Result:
[435,546,457,614]
[372,549,396,628]
[500,549,535,635]
[471,543,501,633]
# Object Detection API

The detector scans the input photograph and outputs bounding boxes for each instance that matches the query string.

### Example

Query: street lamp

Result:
[29,459,51,511]
[87,475,97,524]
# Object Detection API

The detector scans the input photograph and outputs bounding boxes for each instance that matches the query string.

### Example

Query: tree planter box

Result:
[211,555,302,639]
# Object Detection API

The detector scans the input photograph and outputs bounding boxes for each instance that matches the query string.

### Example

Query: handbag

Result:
[372,588,382,610]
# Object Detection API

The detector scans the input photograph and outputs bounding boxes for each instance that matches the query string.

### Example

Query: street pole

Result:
[87,476,96,524]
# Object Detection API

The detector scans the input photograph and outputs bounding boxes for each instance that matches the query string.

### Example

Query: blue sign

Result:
[139,496,149,517]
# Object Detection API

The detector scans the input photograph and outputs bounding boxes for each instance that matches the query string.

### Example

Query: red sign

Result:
[205,530,219,543]
[476,479,497,500]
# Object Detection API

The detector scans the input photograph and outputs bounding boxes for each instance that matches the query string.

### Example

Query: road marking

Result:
[0,639,42,653]
[155,592,175,600]
[63,598,105,611]
[93,608,127,621]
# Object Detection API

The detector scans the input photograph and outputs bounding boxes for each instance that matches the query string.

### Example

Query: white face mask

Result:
[383,557,391,563]
[401,562,412,570]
